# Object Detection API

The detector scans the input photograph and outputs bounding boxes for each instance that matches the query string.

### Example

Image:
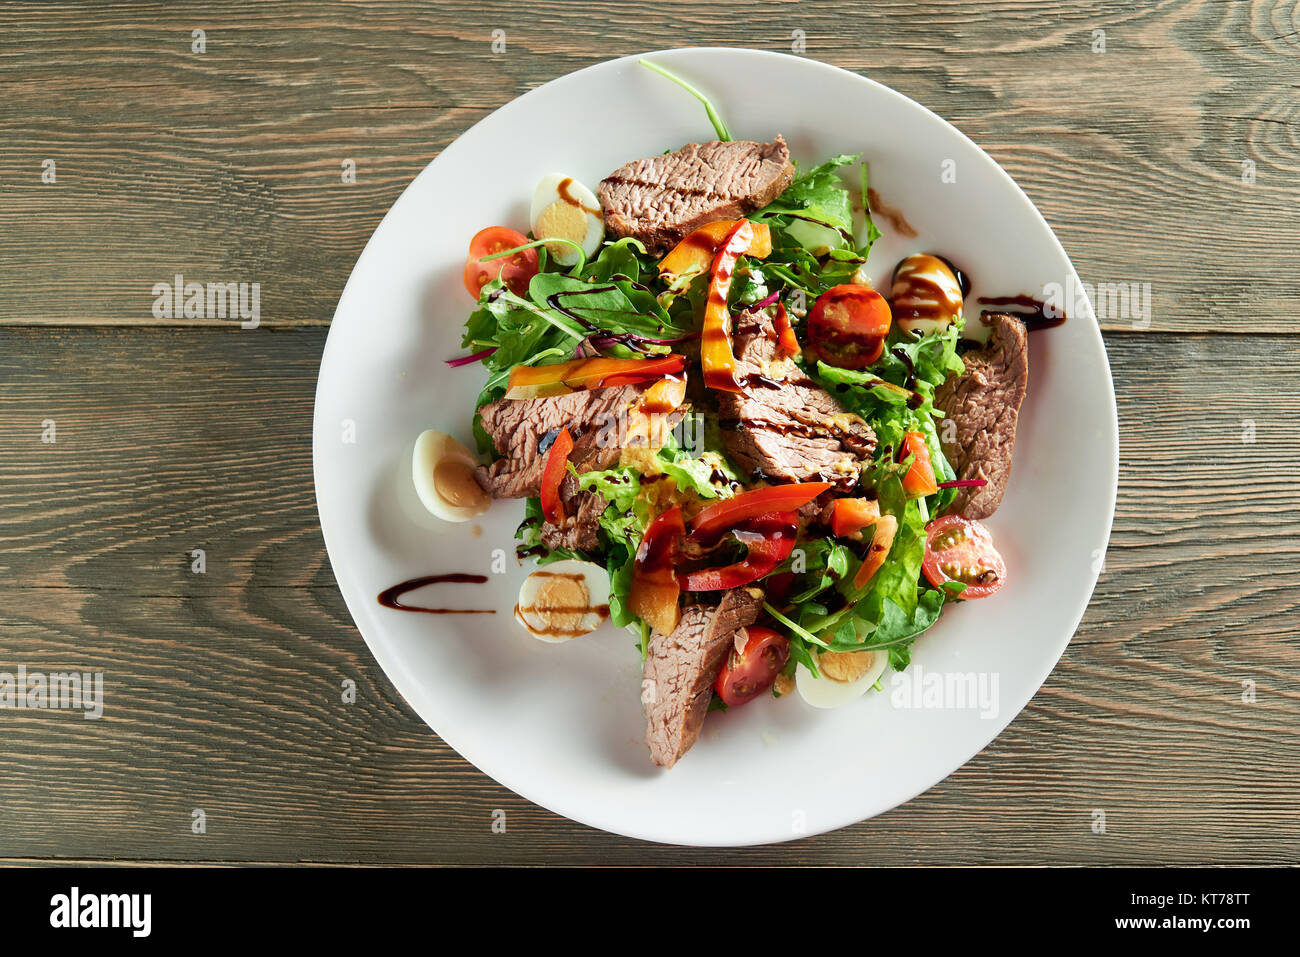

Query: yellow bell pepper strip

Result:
[852,514,898,590]
[629,506,686,635]
[638,374,688,416]
[829,498,880,539]
[657,219,772,284]
[504,354,685,400]
[700,220,764,393]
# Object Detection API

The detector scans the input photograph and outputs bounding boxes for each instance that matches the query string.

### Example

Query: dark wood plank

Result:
[0,1,1297,331]
[0,326,1295,864]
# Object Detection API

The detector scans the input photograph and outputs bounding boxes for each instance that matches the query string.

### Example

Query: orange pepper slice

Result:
[658,219,772,283]
[504,355,685,399]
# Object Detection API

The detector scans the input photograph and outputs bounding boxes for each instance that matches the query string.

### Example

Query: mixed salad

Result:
[413,61,1022,768]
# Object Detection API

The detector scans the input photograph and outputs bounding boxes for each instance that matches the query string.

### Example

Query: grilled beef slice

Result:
[934,313,1029,519]
[716,311,876,490]
[538,476,606,553]
[598,137,795,256]
[476,383,650,498]
[476,381,687,548]
[643,587,764,768]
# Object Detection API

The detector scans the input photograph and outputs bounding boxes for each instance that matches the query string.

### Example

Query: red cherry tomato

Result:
[463,226,539,299]
[806,284,892,369]
[922,515,1006,599]
[715,625,790,706]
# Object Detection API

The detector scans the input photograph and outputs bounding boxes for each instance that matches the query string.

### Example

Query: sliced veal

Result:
[716,310,876,490]
[642,587,763,768]
[598,138,795,256]
[934,312,1029,519]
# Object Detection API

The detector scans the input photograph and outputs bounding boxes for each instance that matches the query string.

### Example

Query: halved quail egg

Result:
[891,253,966,336]
[515,560,611,643]
[412,429,491,523]
[795,639,890,709]
[530,174,604,266]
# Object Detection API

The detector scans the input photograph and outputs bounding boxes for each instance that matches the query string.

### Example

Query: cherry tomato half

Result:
[715,625,790,706]
[806,284,892,369]
[922,515,1006,599]
[463,226,539,299]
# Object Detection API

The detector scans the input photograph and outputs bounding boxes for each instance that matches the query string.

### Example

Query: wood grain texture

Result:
[0,1,1297,331]
[2,0,1296,865]
[1,327,1296,865]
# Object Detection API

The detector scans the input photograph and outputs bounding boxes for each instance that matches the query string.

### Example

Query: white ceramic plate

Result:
[313,48,1118,847]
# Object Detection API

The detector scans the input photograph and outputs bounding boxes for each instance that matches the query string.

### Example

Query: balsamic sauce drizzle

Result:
[976,294,1067,330]
[377,574,495,615]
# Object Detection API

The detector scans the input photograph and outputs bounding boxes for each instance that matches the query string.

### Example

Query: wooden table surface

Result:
[2,1,1297,865]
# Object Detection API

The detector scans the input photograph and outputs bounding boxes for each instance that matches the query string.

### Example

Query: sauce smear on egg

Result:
[558,177,601,215]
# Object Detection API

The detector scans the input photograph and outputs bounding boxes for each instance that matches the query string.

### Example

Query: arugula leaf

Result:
[578,237,652,284]
[527,273,686,342]
[638,59,732,141]
[765,154,859,232]
[771,537,852,603]
[764,601,829,650]
[606,544,640,630]
[746,154,892,301]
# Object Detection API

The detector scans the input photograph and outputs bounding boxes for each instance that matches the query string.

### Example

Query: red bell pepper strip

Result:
[852,514,898,590]
[829,498,880,539]
[629,506,686,636]
[690,482,832,540]
[701,220,758,393]
[899,431,939,497]
[539,428,574,524]
[677,511,798,591]
[772,302,801,357]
